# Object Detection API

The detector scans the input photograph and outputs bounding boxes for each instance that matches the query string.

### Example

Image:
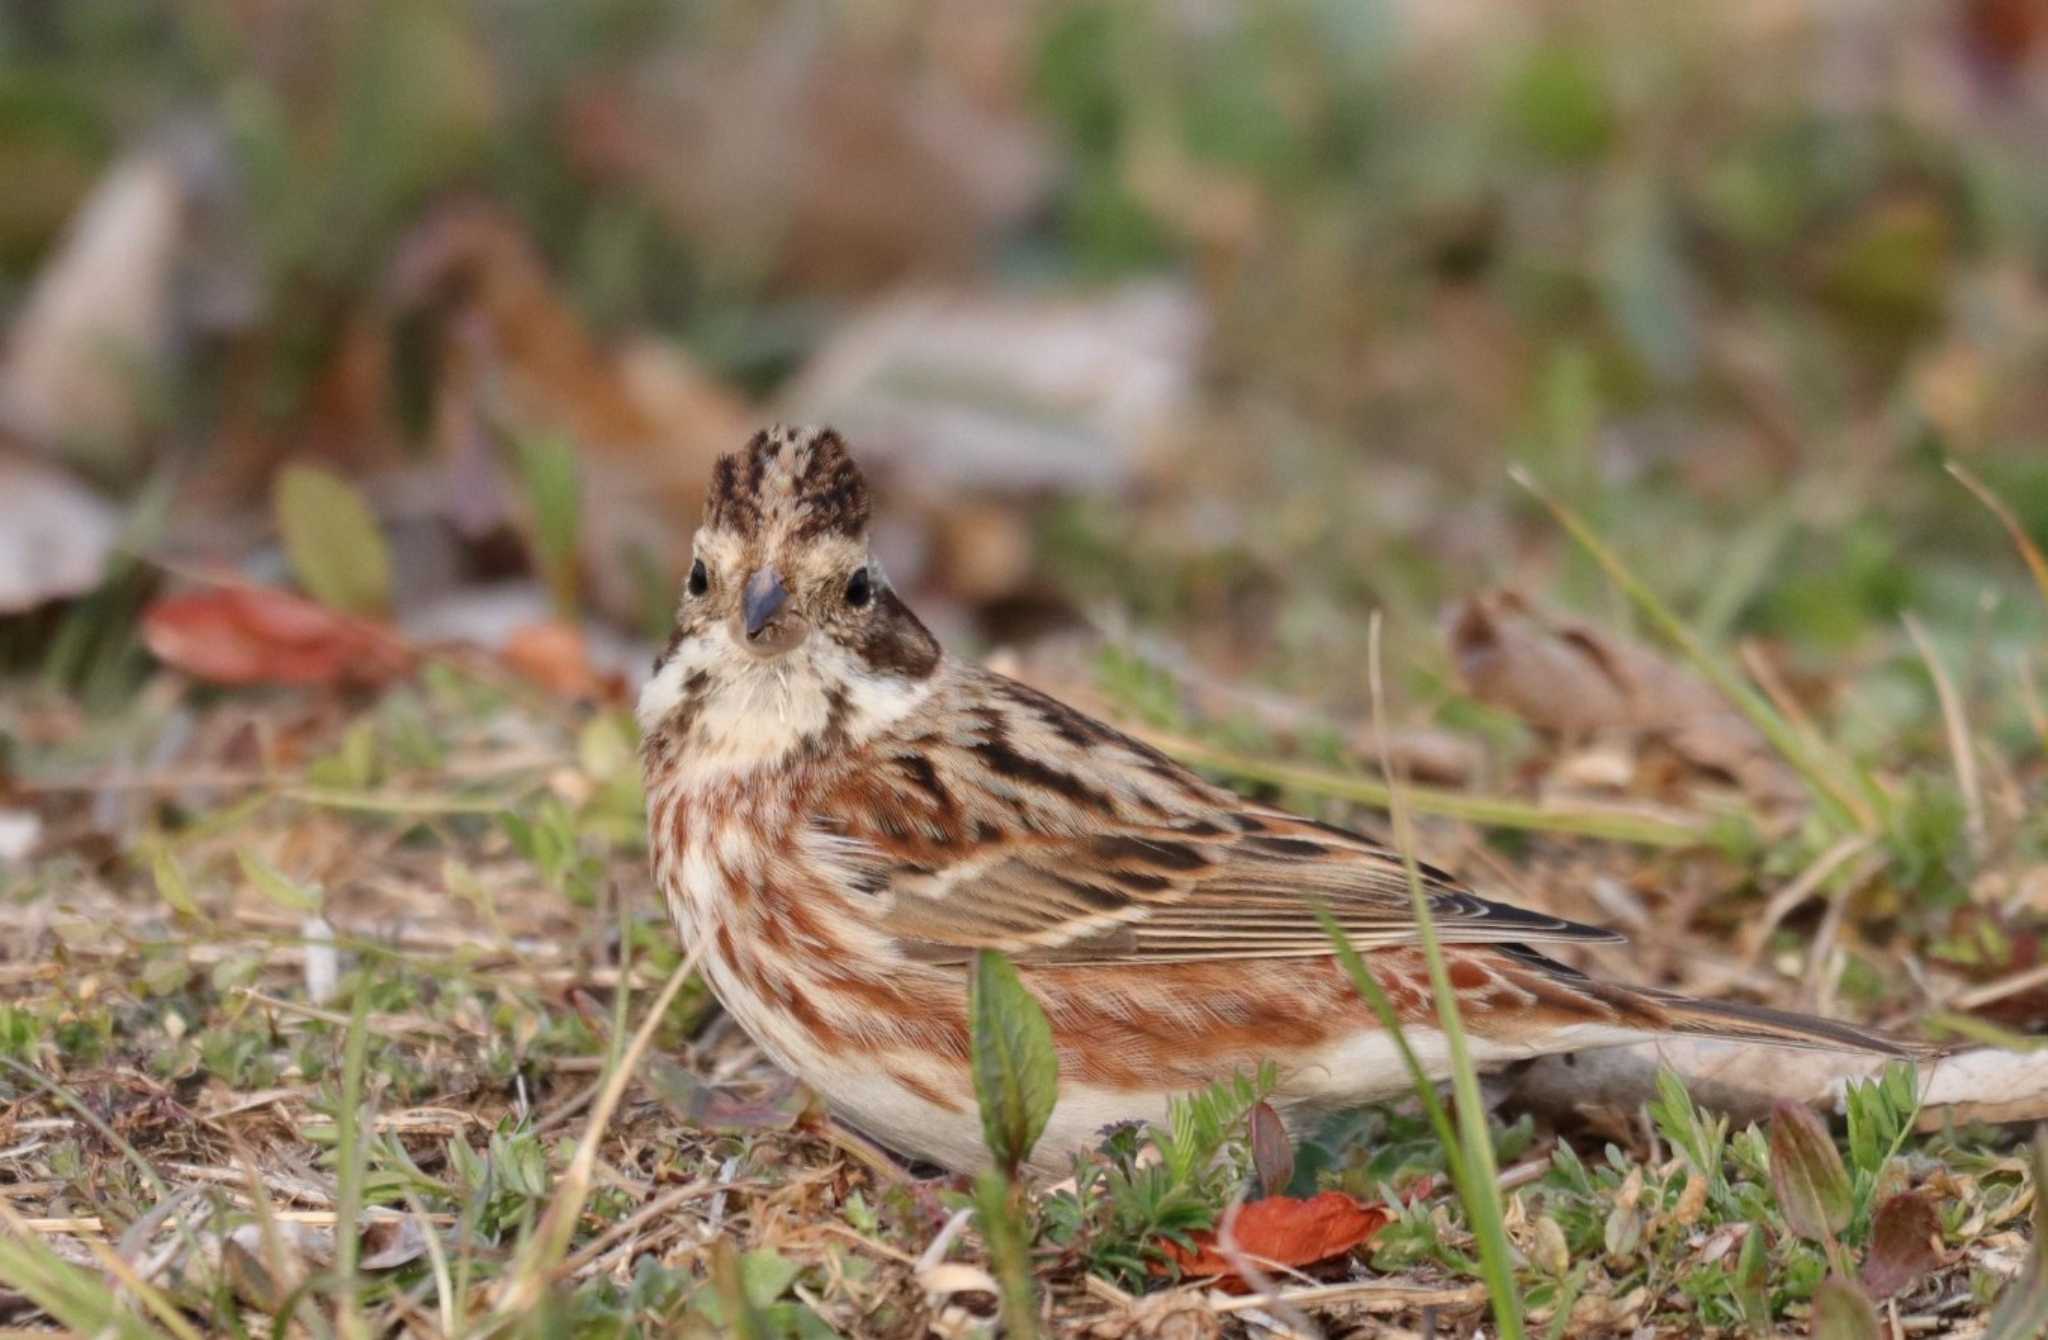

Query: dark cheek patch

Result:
[854,589,941,680]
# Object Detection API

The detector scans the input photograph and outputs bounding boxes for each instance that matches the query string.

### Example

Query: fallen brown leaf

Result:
[1445,589,1803,806]
[498,621,624,703]
[1860,1190,1945,1299]
[1159,1191,1388,1291]
[141,585,415,688]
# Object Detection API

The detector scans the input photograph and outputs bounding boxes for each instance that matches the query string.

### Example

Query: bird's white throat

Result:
[638,629,938,781]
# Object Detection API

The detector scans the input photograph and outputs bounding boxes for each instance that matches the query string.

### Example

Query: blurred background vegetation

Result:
[4,0,2048,837]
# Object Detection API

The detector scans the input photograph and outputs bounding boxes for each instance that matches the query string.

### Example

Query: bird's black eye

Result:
[844,568,872,608]
[687,559,708,597]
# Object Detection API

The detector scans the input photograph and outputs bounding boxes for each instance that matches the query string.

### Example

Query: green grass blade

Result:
[332,975,373,1325]
[1138,730,1715,847]
[1363,614,1524,1339]
[1949,460,2048,616]
[1315,904,1468,1195]
[0,1199,172,1340]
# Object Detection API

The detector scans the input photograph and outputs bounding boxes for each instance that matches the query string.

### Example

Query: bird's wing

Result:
[817,669,1620,967]
[858,807,1619,965]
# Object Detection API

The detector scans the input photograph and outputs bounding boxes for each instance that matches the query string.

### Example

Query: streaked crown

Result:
[703,425,871,545]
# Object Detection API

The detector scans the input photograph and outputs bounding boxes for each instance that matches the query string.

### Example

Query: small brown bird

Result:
[638,425,1909,1173]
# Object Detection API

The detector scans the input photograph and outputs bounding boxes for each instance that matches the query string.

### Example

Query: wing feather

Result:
[818,666,1623,967]
[860,808,1619,965]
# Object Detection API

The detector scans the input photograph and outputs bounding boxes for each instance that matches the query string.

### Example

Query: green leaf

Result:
[513,432,584,619]
[1596,170,1700,384]
[974,1169,1043,1340]
[1650,1067,1727,1197]
[306,720,379,790]
[274,463,392,615]
[150,847,203,921]
[738,1250,800,1309]
[1770,1101,1853,1243]
[1503,42,1614,163]
[1733,1225,1770,1329]
[1845,1060,1920,1180]
[1811,1276,1883,1340]
[968,950,1058,1177]
[578,712,637,781]
[705,1240,772,1340]
[235,849,323,914]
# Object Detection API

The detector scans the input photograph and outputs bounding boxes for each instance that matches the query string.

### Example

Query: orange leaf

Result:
[1159,1191,1389,1291]
[499,621,624,702]
[141,586,414,688]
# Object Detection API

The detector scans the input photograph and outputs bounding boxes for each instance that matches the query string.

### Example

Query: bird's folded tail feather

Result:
[1626,987,1931,1057]
[1497,943,1929,1057]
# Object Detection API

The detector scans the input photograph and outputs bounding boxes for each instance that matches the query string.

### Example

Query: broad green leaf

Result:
[1596,171,1700,384]
[1733,1224,1770,1328]
[968,950,1058,1177]
[236,849,323,913]
[274,463,392,615]
[1811,1276,1882,1340]
[150,847,203,921]
[1529,1215,1569,1276]
[578,712,636,781]
[306,720,378,790]
[1650,1067,1727,1195]
[704,1240,771,1340]
[1602,1202,1644,1259]
[738,1250,800,1309]
[1770,1101,1852,1243]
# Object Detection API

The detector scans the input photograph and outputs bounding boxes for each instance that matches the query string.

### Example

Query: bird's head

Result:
[637,426,941,772]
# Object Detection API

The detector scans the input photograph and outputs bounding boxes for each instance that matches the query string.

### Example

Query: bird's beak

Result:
[742,567,789,639]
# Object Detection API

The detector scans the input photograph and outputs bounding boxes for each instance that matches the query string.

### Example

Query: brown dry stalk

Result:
[1903,613,1986,861]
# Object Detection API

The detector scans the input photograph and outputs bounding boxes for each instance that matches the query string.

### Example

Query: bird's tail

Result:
[1493,944,1933,1057]
[1624,986,1931,1057]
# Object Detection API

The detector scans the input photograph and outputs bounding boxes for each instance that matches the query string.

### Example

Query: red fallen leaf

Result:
[499,621,625,702]
[1158,1191,1389,1291]
[142,586,414,687]
[1860,1190,1945,1300]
